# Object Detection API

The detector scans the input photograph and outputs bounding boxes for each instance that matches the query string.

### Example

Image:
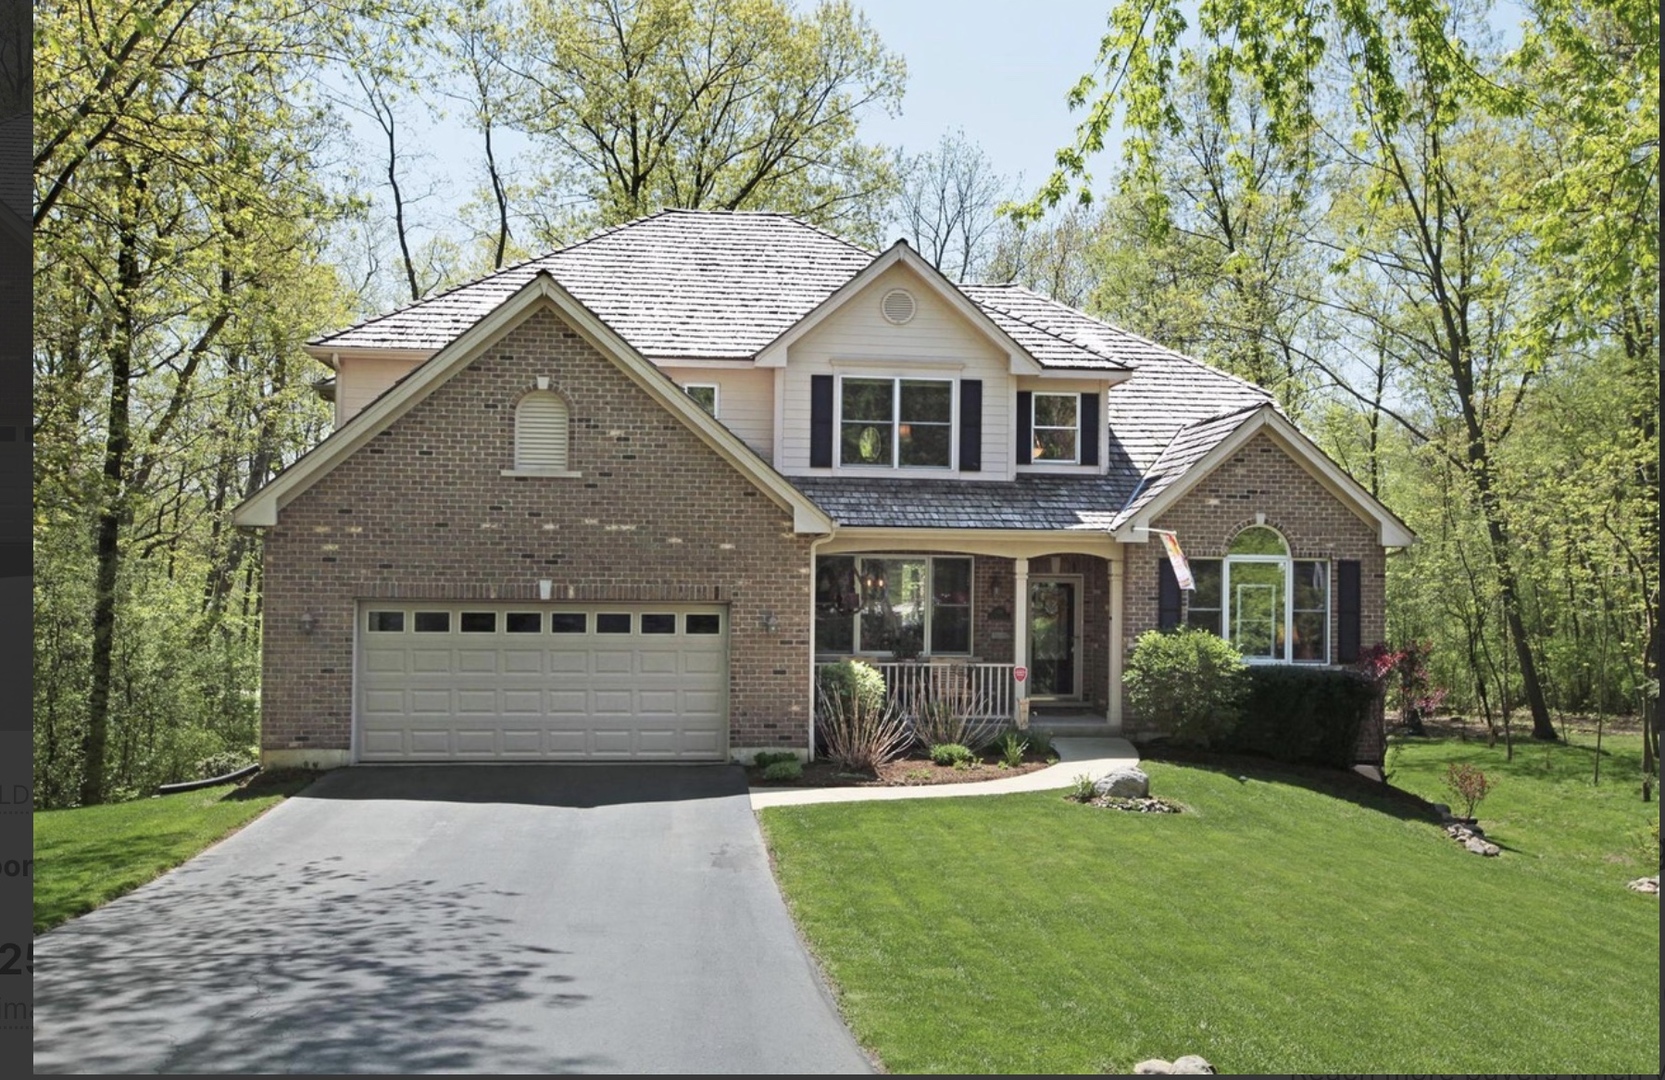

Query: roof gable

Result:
[1111,405,1415,547]
[235,272,834,533]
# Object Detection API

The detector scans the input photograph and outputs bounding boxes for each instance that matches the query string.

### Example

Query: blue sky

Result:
[853,0,1118,190]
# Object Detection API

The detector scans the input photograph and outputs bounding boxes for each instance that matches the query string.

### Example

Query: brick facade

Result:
[260,304,816,757]
[1120,431,1389,761]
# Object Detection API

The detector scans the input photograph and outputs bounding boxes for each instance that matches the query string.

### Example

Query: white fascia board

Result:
[302,344,436,369]
[754,244,1045,375]
[235,273,835,535]
[1027,367,1134,385]
[822,526,1117,560]
[1112,408,1417,547]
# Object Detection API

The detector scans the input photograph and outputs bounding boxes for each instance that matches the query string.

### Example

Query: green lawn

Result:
[759,736,1660,1075]
[33,773,316,933]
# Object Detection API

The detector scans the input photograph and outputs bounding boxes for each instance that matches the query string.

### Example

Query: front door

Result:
[1028,578,1079,699]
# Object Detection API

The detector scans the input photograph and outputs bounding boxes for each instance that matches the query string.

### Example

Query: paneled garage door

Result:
[355,603,728,761]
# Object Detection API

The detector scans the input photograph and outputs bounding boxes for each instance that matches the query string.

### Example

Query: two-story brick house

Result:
[233,210,1412,768]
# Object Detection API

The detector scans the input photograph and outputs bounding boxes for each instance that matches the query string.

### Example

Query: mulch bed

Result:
[749,751,1055,788]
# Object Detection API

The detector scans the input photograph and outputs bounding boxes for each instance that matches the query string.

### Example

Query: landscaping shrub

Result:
[1123,627,1249,747]
[996,731,1028,767]
[1069,773,1097,801]
[1443,762,1494,819]
[753,750,798,768]
[929,743,975,767]
[816,658,887,716]
[912,680,1001,751]
[815,682,911,773]
[762,759,803,781]
[1224,665,1379,768]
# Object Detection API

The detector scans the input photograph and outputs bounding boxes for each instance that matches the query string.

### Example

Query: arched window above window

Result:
[507,390,576,476]
[1185,525,1329,664]
[1228,525,1289,556]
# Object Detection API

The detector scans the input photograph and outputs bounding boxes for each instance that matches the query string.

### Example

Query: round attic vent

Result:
[881,288,916,325]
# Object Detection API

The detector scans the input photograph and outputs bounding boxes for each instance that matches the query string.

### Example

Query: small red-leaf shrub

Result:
[1443,762,1494,819]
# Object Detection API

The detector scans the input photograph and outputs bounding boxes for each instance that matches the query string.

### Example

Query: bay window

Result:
[1185,526,1329,663]
[839,377,953,468]
[815,555,973,655]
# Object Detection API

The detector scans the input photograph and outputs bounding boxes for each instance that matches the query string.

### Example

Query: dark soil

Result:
[749,749,1055,788]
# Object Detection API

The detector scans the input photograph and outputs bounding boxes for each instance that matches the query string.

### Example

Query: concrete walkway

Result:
[749,736,1140,809]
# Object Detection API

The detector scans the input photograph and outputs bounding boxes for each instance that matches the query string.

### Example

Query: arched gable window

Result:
[514,390,570,472]
[1185,525,1329,663]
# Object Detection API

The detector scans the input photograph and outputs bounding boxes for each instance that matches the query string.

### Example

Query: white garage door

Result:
[355,603,728,761]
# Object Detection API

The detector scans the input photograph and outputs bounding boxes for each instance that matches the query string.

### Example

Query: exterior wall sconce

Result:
[759,610,779,632]
[299,611,318,634]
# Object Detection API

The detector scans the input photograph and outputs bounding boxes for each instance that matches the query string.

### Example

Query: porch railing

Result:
[815,660,1016,724]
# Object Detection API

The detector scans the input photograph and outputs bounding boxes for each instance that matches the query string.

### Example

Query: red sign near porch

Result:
[1014,666,1028,683]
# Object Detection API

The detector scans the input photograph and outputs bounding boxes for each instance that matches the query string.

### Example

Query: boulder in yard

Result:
[1094,767,1150,799]
[1627,876,1659,894]
[1133,1060,1172,1074]
[1463,835,1500,857]
[1171,1055,1216,1074]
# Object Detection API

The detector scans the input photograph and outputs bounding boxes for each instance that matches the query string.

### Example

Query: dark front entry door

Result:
[1029,578,1077,698]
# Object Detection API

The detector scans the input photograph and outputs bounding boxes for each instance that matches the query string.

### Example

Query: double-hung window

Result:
[839,377,953,468]
[1031,393,1078,462]
[1185,526,1329,663]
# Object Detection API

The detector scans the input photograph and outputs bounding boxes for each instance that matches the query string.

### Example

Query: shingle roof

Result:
[1110,405,1266,529]
[314,209,1289,534]
[312,210,876,358]
[792,474,1139,531]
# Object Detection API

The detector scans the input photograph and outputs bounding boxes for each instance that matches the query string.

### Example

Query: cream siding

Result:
[1015,376,1109,476]
[780,264,1014,479]
[336,354,426,425]
[662,366,775,459]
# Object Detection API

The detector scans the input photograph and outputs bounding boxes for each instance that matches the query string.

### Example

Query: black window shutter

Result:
[1337,560,1361,662]
[810,374,834,467]
[959,380,982,472]
[1158,558,1182,630]
[1016,390,1032,465]
[1079,391,1100,466]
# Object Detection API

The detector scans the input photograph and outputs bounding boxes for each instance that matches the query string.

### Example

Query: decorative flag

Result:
[1160,530,1195,591]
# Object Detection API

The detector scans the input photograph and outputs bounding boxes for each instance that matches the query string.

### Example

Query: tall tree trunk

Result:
[81,169,140,806]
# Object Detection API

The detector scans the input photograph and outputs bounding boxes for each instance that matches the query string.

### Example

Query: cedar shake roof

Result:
[313,209,1296,533]
[313,211,878,359]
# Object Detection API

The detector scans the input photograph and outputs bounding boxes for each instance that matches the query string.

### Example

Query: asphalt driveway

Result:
[33,766,873,1073]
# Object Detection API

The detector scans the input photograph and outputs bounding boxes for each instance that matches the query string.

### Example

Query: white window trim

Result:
[1204,552,1331,665]
[684,382,720,417]
[508,389,580,477]
[1031,391,1080,465]
[816,553,975,657]
[834,375,958,472]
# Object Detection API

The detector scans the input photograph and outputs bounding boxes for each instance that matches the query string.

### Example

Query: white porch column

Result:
[1012,556,1029,709]
[1108,552,1124,733]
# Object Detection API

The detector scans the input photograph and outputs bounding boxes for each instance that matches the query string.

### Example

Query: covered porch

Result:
[811,529,1125,732]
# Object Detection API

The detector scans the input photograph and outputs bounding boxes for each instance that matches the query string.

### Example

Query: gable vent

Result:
[881,288,916,325]
[515,390,570,470]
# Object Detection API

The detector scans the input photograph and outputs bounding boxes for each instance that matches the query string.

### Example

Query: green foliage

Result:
[928,743,975,767]
[815,681,911,774]
[996,731,1028,768]
[1069,773,1097,801]
[1443,762,1495,820]
[508,0,906,243]
[1123,628,1249,747]
[753,751,799,769]
[762,759,803,781]
[1223,666,1379,769]
[816,659,887,717]
[1635,819,1659,869]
